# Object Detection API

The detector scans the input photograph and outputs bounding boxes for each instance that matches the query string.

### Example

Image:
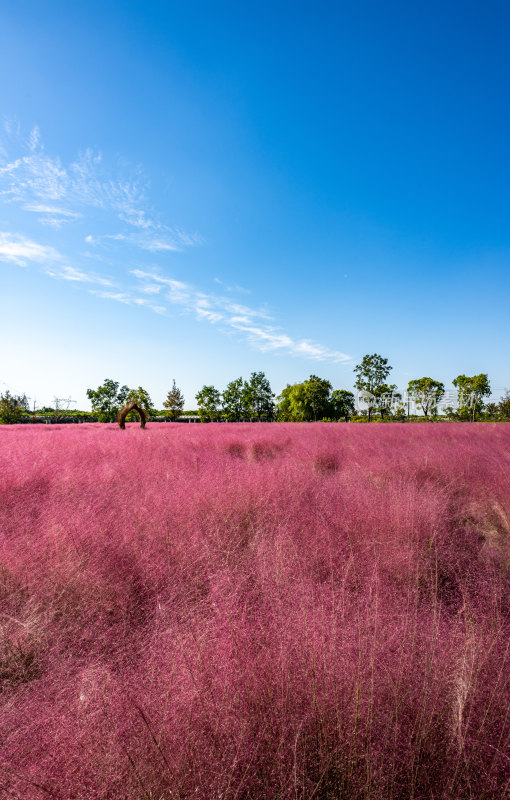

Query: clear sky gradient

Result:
[1,0,509,409]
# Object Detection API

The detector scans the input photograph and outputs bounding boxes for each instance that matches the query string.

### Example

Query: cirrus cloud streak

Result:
[131,268,351,363]
[0,123,351,366]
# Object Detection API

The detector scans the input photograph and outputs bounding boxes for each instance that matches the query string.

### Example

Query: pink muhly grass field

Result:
[0,422,509,799]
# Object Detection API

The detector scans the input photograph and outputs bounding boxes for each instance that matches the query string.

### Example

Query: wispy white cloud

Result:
[90,288,166,315]
[131,268,351,363]
[28,125,40,152]
[0,152,69,203]
[23,203,83,229]
[0,232,60,266]
[24,203,82,217]
[45,265,113,286]
[84,233,127,245]
[84,229,202,253]
[0,141,135,218]
[140,284,162,294]
[0,124,351,366]
[214,276,251,294]
[227,318,350,361]
[131,268,269,321]
[90,289,132,305]
[0,124,200,252]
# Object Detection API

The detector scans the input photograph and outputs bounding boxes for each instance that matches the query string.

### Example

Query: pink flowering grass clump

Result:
[0,421,509,799]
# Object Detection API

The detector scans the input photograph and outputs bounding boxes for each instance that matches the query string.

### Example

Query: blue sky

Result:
[1,0,509,409]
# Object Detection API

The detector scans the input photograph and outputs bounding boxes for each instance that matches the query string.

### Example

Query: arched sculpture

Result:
[117,401,147,429]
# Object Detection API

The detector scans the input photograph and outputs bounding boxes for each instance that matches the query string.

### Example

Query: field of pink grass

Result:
[0,422,509,799]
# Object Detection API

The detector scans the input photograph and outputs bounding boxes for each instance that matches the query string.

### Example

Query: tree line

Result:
[1,353,509,423]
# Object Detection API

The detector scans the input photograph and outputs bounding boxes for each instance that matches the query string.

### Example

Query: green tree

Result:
[407,378,445,418]
[86,379,130,422]
[0,391,28,424]
[485,402,500,420]
[452,374,491,422]
[276,377,332,422]
[195,385,221,422]
[354,354,392,422]
[486,390,510,421]
[330,389,355,421]
[222,377,247,421]
[304,374,332,421]
[243,371,275,421]
[276,383,308,421]
[163,379,185,421]
[373,383,401,419]
[498,390,510,420]
[443,405,458,421]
